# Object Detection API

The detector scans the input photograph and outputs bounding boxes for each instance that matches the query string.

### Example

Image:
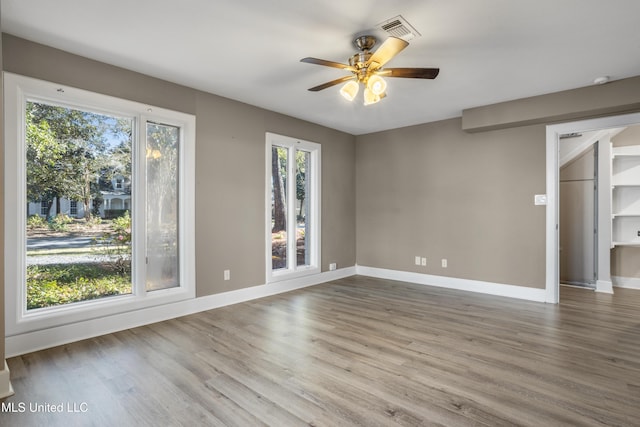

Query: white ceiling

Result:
[2,0,640,135]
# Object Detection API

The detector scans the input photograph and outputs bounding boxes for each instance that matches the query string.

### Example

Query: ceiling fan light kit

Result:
[340,80,360,101]
[301,35,439,106]
[363,87,380,106]
[367,74,387,96]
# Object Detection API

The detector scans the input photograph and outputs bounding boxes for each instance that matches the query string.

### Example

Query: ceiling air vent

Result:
[376,15,421,41]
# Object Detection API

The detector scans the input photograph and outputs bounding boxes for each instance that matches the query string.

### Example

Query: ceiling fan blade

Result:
[308,75,355,92]
[366,37,409,69]
[377,67,440,79]
[300,57,355,71]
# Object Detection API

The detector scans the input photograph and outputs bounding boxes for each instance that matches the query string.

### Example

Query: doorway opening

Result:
[546,112,640,303]
[559,140,598,289]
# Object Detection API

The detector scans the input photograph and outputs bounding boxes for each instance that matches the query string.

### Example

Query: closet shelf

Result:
[612,241,640,247]
[612,144,640,247]
[612,146,640,157]
[612,184,640,188]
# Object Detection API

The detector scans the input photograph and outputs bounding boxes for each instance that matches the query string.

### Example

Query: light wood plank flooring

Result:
[3,276,640,426]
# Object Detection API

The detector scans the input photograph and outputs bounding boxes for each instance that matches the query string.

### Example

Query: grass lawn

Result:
[26,215,132,309]
[27,263,131,310]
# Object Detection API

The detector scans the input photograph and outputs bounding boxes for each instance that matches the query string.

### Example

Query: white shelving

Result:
[611,145,640,246]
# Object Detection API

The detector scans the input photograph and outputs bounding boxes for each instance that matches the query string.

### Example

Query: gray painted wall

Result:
[356,118,547,288]
[462,76,640,132]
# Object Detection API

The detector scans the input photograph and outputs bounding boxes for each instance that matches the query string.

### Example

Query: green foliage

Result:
[48,213,74,231]
[91,196,103,217]
[273,147,309,228]
[26,110,65,204]
[27,214,47,230]
[112,211,132,242]
[86,215,102,228]
[93,211,132,275]
[26,101,133,217]
[26,263,131,309]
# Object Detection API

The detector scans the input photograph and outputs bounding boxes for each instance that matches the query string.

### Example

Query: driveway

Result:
[27,234,116,265]
[27,235,96,250]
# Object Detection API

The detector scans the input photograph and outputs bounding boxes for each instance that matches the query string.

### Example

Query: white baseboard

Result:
[5,266,356,357]
[612,275,640,290]
[595,280,614,294]
[6,264,553,357]
[0,361,14,399]
[356,265,548,303]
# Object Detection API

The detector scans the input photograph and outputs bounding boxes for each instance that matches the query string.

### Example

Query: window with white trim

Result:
[4,73,196,335]
[266,133,320,282]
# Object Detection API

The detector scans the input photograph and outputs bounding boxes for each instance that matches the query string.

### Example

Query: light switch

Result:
[534,194,547,206]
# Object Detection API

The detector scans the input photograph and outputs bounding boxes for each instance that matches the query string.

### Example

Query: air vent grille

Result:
[376,15,420,41]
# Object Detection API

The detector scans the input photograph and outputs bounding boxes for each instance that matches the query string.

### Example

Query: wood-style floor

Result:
[3,276,640,426]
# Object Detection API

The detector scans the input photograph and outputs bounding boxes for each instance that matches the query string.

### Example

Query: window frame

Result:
[265,132,321,283]
[4,72,196,336]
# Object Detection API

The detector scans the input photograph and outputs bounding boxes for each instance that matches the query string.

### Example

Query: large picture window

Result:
[266,133,320,282]
[4,73,196,335]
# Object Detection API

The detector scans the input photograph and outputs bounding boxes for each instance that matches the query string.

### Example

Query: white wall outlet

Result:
[223,270,230,280]
[421,257,427,266]
[415,256,421,266]
[441,259,448,268]
[329,262,337,271]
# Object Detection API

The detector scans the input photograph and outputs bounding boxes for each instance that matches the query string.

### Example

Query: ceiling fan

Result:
[301,35,439,105]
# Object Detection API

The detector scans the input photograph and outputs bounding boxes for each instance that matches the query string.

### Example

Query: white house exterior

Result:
[28,175,131,219]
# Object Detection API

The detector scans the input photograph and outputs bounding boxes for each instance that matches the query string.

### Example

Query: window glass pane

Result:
[146,122,179,291]
[26,101,133,310]
[296,150,311,267]
[271,146,288,270]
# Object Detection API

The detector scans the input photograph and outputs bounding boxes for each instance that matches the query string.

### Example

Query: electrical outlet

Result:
[441,259,448,268]
[415,256,421,266]
[224,270,230,280]
[421,257,427,266]
[637,230,640,237]
[329,262,337,271]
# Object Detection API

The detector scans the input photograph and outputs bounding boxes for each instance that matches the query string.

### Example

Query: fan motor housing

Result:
[349,52,372,69]
[354,35,377,51]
